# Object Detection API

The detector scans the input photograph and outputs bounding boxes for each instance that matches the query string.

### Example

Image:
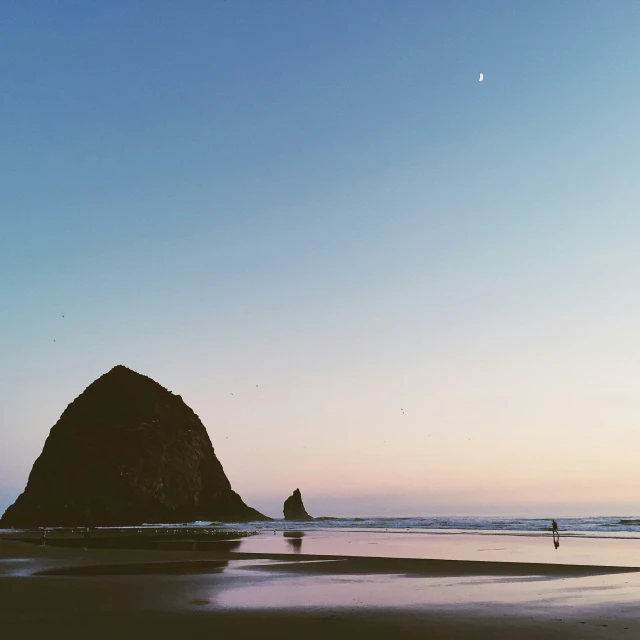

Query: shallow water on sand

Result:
[235,530,640,568]
[5,528,640,568]
[215,566,640,611]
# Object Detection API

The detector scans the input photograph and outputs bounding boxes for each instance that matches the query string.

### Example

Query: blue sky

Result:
[2,1,640,518]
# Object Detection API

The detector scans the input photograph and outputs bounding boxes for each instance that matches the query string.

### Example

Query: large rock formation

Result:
[283,488,313,521]
[0,365,269,527]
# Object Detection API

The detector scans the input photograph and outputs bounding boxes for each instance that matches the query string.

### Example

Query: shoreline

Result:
[6,524,640,542]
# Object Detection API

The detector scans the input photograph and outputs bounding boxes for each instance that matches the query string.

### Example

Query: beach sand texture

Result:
[3,530,640,639]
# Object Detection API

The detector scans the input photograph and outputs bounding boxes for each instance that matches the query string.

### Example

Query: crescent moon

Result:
[479,73,484,82]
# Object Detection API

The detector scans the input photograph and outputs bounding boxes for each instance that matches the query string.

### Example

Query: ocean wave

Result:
[224,515,640,538]
[6,515,640,539]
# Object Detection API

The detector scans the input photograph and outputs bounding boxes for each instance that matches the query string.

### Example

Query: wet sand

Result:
[3,533,640,639]
[237,528,640,566]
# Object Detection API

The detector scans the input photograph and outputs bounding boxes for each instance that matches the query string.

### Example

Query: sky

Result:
[2,0,640,519]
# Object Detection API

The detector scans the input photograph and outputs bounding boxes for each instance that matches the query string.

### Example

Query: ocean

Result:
[5,516,640,538]
[197,516,640,538]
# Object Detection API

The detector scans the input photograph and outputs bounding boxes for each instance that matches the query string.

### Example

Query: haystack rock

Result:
[0,365,269,527]
[283,488,313,521]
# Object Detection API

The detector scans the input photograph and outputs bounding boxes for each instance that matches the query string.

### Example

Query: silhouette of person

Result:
[551,520,560,550]
[41,528,47,547]
[83,527,91,551]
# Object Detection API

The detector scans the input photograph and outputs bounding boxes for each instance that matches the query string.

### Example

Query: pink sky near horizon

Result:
[1,345,639,519]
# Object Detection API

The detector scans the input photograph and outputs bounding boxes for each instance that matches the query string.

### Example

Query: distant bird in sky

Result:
[478,73,484,82]
[231,393,234,396]
[62,315,64,318]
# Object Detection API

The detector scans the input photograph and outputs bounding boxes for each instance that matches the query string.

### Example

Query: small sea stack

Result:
[0,365,269,527]
[283,488,313,521]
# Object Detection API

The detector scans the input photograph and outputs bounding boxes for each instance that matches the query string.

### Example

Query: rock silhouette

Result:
[0,365,269,527]
[283,488,313,521]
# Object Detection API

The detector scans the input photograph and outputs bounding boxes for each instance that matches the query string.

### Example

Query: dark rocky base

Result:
[283,489,313,521]
[1,365,270,527]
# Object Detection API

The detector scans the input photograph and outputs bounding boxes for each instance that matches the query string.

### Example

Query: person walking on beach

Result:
[41,527,47,547]
[552,520,560,550]
[83,527,91,551]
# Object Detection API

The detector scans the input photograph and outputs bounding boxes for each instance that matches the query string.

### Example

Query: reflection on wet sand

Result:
[284,531,304,554]
[234,531,640,568]
[38,559,230,577]
[217,565,640,613]
[7,531,245,554]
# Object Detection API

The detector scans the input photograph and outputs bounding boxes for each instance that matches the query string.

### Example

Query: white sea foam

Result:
[4,516,640,538]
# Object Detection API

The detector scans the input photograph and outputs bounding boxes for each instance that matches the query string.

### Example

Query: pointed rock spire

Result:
[283,488,313,521]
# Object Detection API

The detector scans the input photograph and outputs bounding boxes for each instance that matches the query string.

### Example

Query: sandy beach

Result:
[3,530,640,639]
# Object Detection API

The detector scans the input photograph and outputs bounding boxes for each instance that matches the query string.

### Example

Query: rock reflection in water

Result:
[38,559,230,577]
[284,531,304,554]
[8,531,245,553]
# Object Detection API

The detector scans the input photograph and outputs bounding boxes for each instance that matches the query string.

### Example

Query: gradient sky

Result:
[2,1,640,518]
